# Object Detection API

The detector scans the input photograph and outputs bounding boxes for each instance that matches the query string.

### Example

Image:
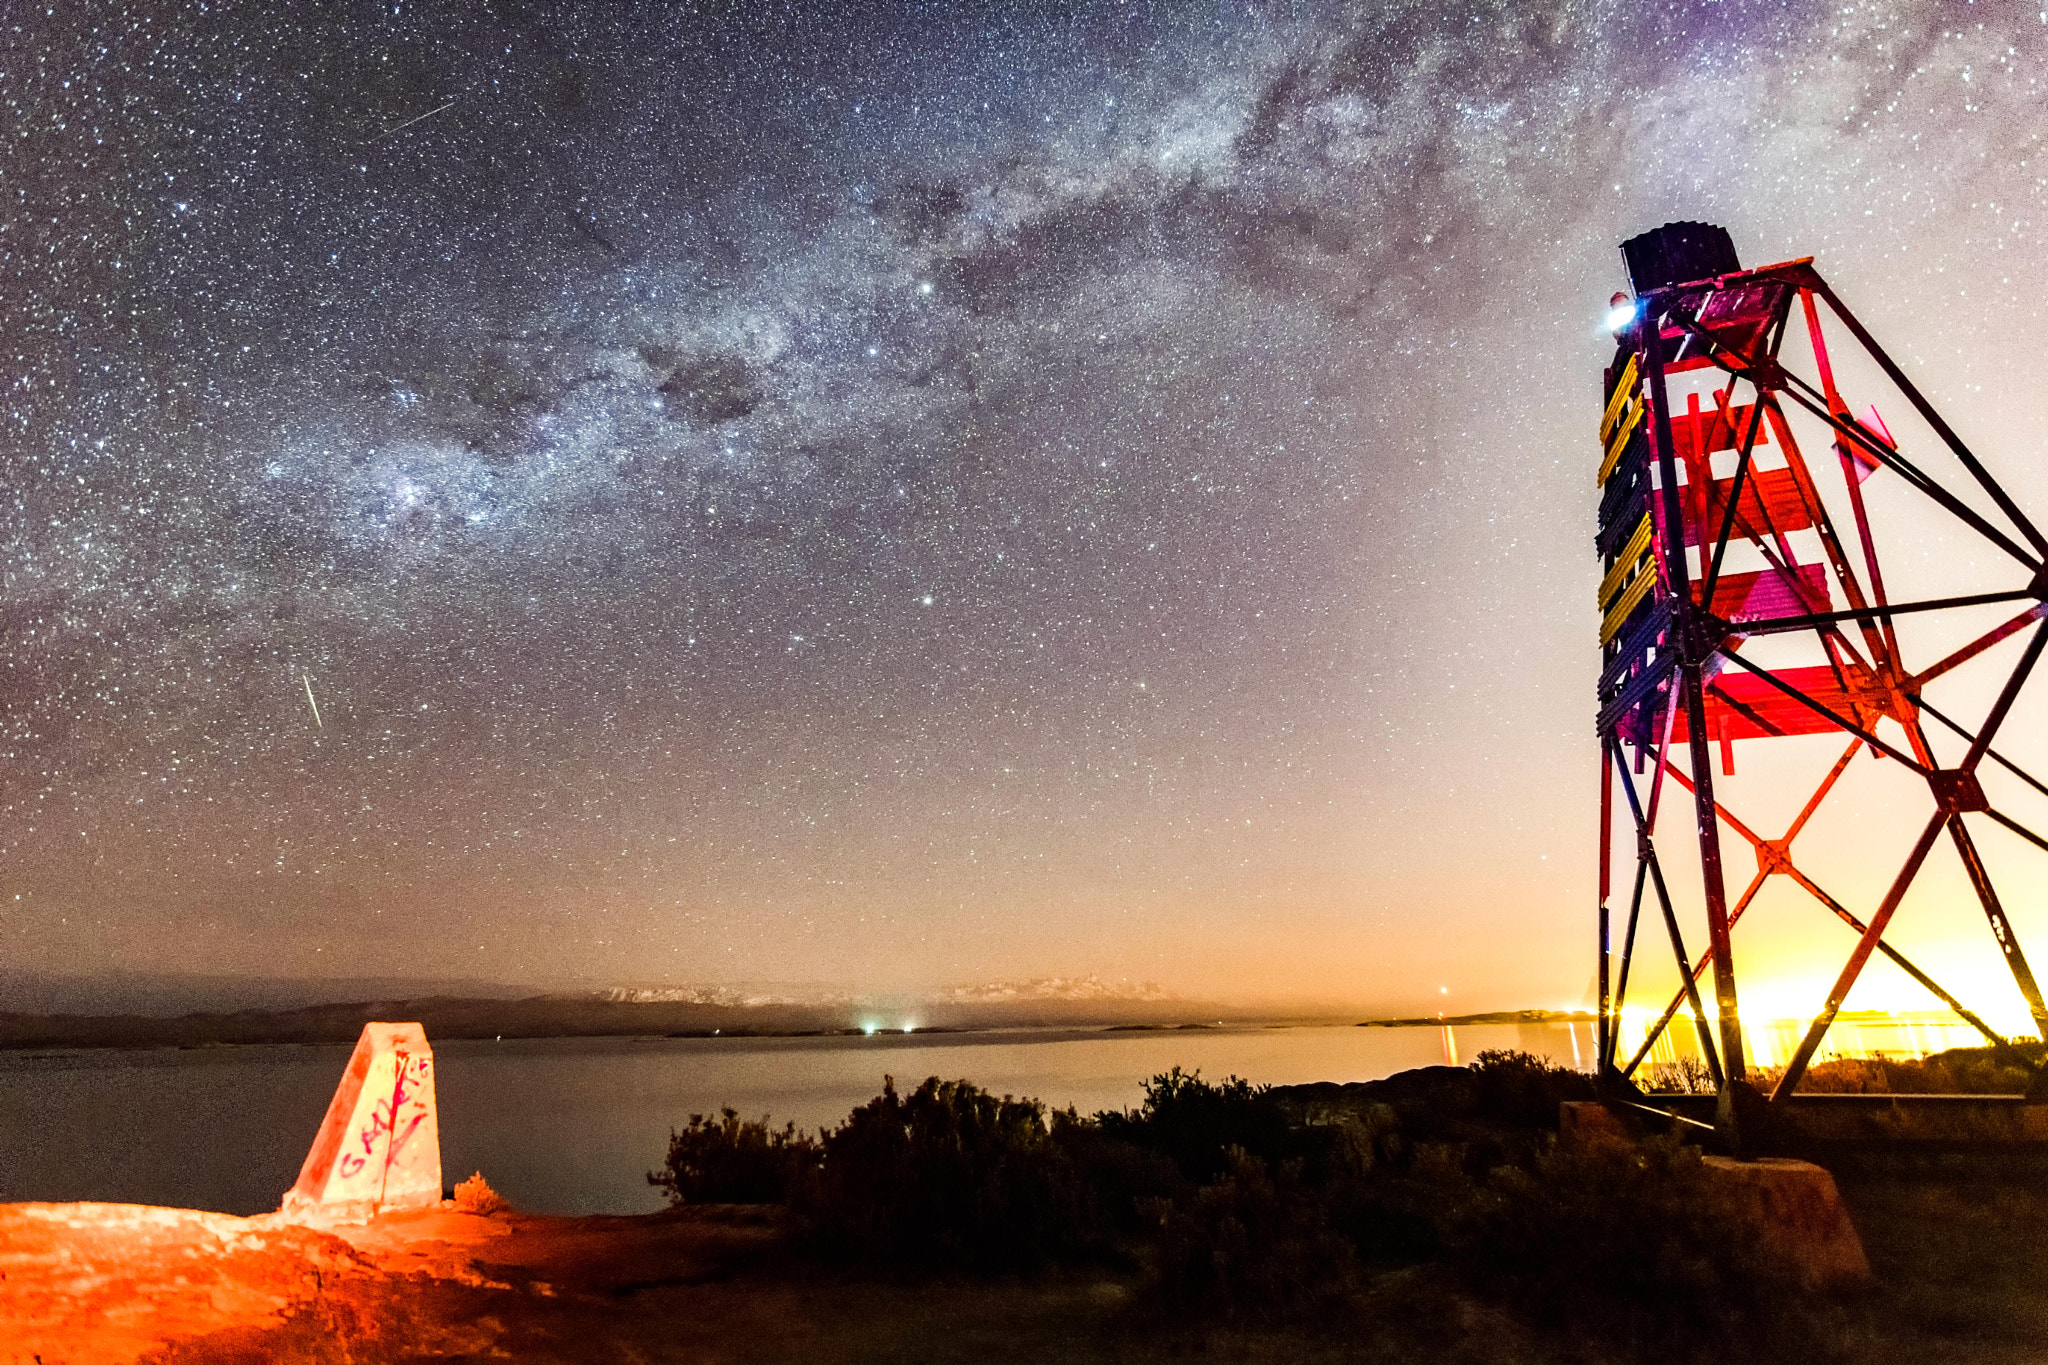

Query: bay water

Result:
[0,1021,1572,1215]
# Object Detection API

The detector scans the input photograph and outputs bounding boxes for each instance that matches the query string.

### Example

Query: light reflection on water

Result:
[1620,1010,2005,1075]
[0,1022,1555,1215]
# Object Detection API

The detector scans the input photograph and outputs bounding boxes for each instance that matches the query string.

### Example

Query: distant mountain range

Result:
[6,967,1580,1051]
[932,975,1172,1004]
[602,975,1175,1008]
[601,984,853,1008]
[0,970,1349,1050]
[0,969,539,1018]
[1,969,1196,1020]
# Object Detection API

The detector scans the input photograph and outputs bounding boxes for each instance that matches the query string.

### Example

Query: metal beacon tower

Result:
[1593,222,2048,1136]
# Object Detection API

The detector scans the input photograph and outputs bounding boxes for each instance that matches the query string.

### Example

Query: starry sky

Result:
[6,0,2048,1012]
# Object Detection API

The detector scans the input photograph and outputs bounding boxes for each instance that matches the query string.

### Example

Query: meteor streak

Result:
[302,671,324,729]
[368,98,457,144]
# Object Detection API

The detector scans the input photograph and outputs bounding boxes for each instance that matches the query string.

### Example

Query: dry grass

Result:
[451,1170,509,1215]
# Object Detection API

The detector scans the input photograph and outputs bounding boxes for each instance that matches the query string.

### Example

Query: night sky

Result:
[6,1,2048,1011]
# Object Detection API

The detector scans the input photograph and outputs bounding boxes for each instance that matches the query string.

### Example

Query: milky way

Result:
[6,1,2048,1007]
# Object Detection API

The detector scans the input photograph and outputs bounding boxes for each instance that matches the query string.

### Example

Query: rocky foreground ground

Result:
[6,1173,2048,1365]
[6,1200,1189,1365]
[1,1200,798,1364]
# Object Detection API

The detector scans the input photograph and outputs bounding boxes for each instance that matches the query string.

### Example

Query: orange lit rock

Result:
[1557,1100,1632,1149]
[0,1198,779,1363]
[1701,1155,1872,1289]
[281,1021,441,1218]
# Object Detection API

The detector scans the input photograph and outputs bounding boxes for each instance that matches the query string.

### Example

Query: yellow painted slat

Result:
[1597,395,1643,487]
[1599,561,1659,646]
[1599,353,1639,443]
[1597,515,1655,610]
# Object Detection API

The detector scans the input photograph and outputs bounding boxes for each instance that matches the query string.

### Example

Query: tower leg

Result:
[1599,750,1615,1071]
[1680,660,1747,1082]
[1646,845,1723,1087]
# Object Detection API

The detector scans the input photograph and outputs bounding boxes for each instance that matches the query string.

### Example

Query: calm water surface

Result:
[0,1022,1565,1215]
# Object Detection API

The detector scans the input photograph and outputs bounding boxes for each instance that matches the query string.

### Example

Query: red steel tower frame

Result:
[1594,223,2048,1117]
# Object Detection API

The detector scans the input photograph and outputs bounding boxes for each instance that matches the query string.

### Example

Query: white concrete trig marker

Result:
[282,1022,441,1217]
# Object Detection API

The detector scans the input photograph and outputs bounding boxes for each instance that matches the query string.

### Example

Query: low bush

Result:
[1467,1047,1599,1124]
[792,1075,1102,1270]
[1644,1055,1717,1094]
[1795,1045,2039,1095]
[1041,1110,1182,1234]
[1438,1133,1809,1356]
[1096,1067,1299,1182]
[658,1052,1827,1358]
[649,1107,821,1205]
[1143,1145,1358,1323]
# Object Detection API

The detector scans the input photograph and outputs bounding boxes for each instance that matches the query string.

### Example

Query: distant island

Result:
[0,994,1275,1051]
[1358,1009,1596,1028]
[0,992,1588,1051]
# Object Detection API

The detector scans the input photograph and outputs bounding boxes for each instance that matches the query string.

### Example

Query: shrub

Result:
[1143,1145,1358,1323]
[1044,1108,1182,1234]
[792,1075,1101,1270]
[656,1054,1832,1356]
[649,1107,821,1205]
[1467,1048,1599,1124]
[1645,1055,1717,1095]
[1437,1132,1809,1356]
[1096,1068,1297,1182]
[1794,1046,2038,1095]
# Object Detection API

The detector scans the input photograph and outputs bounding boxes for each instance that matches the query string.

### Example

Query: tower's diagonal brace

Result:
[1787,861,2004,1044]
[1811,280,2048,563]
[1772,622,2048,1096]
[1610,738,1723,1083]
[1624,861,1771,1078]
[1610,855,1650,1066]
[1645,848,1724,1086]
[1629,748,2004,1063]
[1986,808,2048,856]
[1601,714,1682,1069]
[1956,620,2045,772]
[1914,622,2048,1037]
[1705,675,1796,740]
[1771,811,1951,1101]
[1631,850,2005,1065]
[1949,816,2048,1039]
[1714,646,1928,772]
[1913,604,2048,691]
[1920,699,2048,802]
[1665,295,2044,570]
[1698,371,1769,608]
